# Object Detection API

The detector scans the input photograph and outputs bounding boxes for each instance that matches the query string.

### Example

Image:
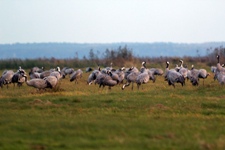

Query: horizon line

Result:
[1,41,225,45]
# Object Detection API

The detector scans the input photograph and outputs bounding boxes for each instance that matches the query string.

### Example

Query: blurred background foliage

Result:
[0,46,224,70]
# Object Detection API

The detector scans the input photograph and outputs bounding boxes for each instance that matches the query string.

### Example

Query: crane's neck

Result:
[166,63,169,70]
[180,60,183,68]
[217,55,220,64]
[22,75,28,82]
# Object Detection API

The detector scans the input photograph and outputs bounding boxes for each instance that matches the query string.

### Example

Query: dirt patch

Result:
[155,103,170,110]
[30,144,46,150]
[28,99,56,106]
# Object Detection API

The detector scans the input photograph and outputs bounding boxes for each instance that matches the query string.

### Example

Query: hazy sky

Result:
[0,0,225,44]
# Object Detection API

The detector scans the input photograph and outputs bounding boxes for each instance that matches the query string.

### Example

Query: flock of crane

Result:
[0,55,224,91]
[0,66,83,90]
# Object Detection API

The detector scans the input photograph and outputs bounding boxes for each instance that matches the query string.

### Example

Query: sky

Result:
[0,0,225,44]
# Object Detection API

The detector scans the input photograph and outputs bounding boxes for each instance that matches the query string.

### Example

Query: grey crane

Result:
[70,69,83,83]
[149,68,164,76]
[61,67,74,78]
[87,66,102,85]
[44,76,58,89]
[139,61,147,73]
[24,76,48,90]
[165,61,185,88]
[97,71,118,89]
[29,72,41,79]
[140,62,157,83]
[1,70,14,88]
[136,68,149,90]
[30,67,44,74]
[164,61,176,81]
[212,55,225,84]
[50,67,62,80]
[17,66,26,73]
[136,61,154,90]
[124,66,139,80]
[167,71,185,88]
[90,68,112,89]
[23,74,57,91]
[122,65,142,90]
[178,60,188,79]
[40,70,51,79]
[94,70,108,86]
[216,72,225,85]
[188,65,210,86]
[198,68,210,85]
[137,61,157,89]
[87,70,101,85]
[12,69,27,87]
[108,70,120,84]
[129,66,139,73]
[108,67,125,84]
[29,67,43,79]
[188,65,200,86]
[216,55,223,72]
[214,55,225,81]
[114,67,125,84]
[101,62,114,74]
[101,76,117,89]
[147,70,156,83]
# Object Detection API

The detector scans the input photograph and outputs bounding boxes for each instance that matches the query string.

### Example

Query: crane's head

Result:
[166,61,170,68]
[128,66,134,71]
[142,61,146,65]
[56,66,61,72]
[121,67,125,71]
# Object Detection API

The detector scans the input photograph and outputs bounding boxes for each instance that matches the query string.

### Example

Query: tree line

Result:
[0,46,224,70]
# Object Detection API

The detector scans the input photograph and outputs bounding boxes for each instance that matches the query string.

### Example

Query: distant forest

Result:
[0,43,225,70]
[1,42,225,60]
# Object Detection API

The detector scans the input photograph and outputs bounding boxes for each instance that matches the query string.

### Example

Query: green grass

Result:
[1,71,225,150]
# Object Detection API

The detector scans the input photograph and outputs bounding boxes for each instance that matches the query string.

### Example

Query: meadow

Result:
[0,68,225,150]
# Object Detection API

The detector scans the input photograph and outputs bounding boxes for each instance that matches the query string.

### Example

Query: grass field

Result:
[1,69,225,150]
